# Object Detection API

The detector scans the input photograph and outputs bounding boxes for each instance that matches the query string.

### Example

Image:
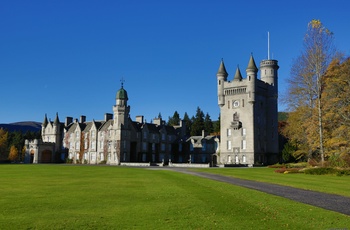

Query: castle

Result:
[24,54,279,167]
[217,55,279,166]
[24,83,219,166]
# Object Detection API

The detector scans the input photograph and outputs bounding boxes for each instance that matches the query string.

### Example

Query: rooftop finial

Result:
[268,31,270,60]
[120,77,125,88]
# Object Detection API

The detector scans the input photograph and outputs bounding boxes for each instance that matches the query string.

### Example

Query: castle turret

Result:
[260,59,279,96]
[217,59,228,107]
[42,114,48,135]
[113,83,130,129]
[246,55,258,103]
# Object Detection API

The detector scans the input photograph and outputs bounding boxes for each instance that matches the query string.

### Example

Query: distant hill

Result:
[0,121,41,132]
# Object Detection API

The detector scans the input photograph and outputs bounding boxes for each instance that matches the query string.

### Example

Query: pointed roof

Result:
[233,66,243,81]
[54,112,60,125]
[217,59,228,77]
[42,114,48,127]
[246,54,258,72]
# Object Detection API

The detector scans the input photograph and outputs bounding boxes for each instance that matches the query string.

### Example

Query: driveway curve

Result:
[168,168,350,216]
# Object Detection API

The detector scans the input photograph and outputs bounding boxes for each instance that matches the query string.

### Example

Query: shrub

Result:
[274,168,302,174]
[304,167,338,175]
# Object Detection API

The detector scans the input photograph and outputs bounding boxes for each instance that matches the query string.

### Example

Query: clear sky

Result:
[1,0,350,124]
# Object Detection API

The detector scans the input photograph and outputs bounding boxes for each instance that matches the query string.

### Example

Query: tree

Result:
[168,111,180,126]
[8,145,18,162]
[190,107,205,136]
[322,57,350,158]
[204,113,213,134]
[0,128,8,160]
[285,19,335,164]
[213,114,220,134]
[182,112,192,136]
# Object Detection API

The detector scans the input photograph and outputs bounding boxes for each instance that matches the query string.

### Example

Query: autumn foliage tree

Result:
[8,145,18,162]
[283,19,336,164]
[321,57,350,166]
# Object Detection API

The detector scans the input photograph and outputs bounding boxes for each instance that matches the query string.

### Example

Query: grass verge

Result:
[0,165,349,229]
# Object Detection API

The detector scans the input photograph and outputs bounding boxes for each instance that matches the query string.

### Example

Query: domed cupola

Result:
[116,82,128,107]
[116,85,128,100]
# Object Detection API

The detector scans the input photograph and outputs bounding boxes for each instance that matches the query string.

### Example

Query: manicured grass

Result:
[193,167,350,197]
[0,165,349,229]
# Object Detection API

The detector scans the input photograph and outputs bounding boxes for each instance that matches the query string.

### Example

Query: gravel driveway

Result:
[168,168,350,216]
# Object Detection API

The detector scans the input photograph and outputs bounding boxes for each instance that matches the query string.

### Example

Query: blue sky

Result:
[1,0,350,124]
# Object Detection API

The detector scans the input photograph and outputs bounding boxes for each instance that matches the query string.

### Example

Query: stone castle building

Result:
[25,84,219,166]
[216,55,279,166]
[24,53,279,167]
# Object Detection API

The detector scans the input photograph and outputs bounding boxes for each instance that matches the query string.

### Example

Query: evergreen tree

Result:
[182,112,192,136]
[204,113,213,134]
[190,107,205,136]
[213,114,220,134]
[168,111,180,126]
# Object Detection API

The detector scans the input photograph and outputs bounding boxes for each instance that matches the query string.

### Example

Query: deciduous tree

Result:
[284,19,335,164]
[8,145,18,162]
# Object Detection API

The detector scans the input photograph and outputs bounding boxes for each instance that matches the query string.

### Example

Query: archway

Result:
[41,150,52,163]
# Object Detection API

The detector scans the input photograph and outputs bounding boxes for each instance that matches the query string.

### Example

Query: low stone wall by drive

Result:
[169,163,210,168]
[120,162,151,167]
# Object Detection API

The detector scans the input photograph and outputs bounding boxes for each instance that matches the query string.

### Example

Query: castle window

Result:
[84,141,88,149]
[228,101,230,109]
[100,141,103,149]
[143,131,147,139]
[162,133,166,141]
[219,80,221,85]
[242,99,244,107]
[242,155,246,163]
[242,140,246,150]
[179,143,182,152]
[142,142,147,151]
[227,129,231,136]
[227,140,232,150]
[242,128,246,136]
[152,143,155,151]
[161,143,165,151]
[75,142,80,150]
[75,131,79,138]
[91,130,95,138]
[91,141,96,150]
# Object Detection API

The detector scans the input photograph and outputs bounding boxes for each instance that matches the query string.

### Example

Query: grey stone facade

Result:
[25,85,219,165]
[217,55,279,166]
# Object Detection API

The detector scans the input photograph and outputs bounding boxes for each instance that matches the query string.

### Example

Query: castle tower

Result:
[113,82,130,129]
[217,54,279,166]
[112,82,131,164]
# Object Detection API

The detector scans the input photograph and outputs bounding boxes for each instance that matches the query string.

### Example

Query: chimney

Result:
[80,115,86,123]
[65,117,73,126]
[104,113,113,121]
[153,117,162,126]
[136,115,144,124]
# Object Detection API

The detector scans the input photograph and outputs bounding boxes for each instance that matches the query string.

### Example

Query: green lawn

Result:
[193,167,350,197]
[0,165,349,229]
